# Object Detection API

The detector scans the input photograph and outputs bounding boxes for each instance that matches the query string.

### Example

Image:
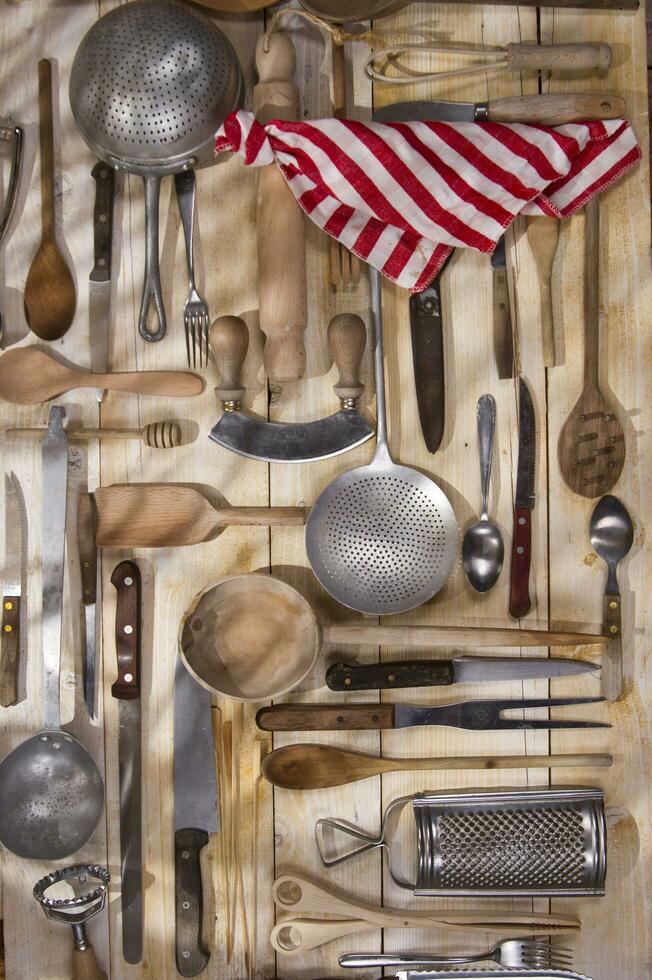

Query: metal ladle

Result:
[463,394,504,592]
[0,408,103,859]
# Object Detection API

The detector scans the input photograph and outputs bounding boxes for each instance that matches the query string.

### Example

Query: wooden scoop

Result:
[0,348,205,404]
[24,60,76,340]
[558,197,625,497]
[94,484,306,547]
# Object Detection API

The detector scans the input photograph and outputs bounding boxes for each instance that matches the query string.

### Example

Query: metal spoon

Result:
[589,495,634,700]
[463,394,504,592]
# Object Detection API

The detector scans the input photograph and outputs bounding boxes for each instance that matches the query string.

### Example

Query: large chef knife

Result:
[89,161,115,402]
[78,493,99,719]
[42,406,68,730]
[174,655,218,977]
[326,655,598,691]
[1,472,26,706]
[372,94,626,125]
[509,377,536,619]
[491,235,514,379]
[111,559,142,964]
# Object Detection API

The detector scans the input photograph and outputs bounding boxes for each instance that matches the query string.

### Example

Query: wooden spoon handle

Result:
[212,506,305,526]
[527,215,559,367]
[322,624,608,647]
[584,195,600,385]
[86,370,204,398]
[38,59,55,238]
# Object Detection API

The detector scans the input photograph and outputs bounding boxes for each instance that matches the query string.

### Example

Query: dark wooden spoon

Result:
[24,59,76,341]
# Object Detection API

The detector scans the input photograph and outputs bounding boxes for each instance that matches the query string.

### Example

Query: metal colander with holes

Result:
[305,267,458,615]
[315,786,607,898]
[69,0,244,342]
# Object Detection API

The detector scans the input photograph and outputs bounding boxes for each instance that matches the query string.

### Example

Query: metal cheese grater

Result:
[316,786,606,897]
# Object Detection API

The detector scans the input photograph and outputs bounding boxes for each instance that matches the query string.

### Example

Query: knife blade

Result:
[42,407,68,730]
[111,559,142,965]
[1,472,26,707]
[78,493,99,720]
[490,235,514,379]
[326,656,599,691]
[371,94,627,125]
[89,161,115,402]
[509,377,536,619]
[174,655,218,977]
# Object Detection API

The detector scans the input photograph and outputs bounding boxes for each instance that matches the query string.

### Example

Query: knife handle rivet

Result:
[609,600,618,609]
[124,624,133,635]
[518,516,526,526]
[388,674,396,683]
[516,546,524,555]
[609,625,618,634]
[124,672,133,683]
[3,624,12,632]
[181,850,190,860]
[124,576,134,587]
[4,600,13,610]
[182,950,191,960]
[83,560,90,568]
[182,901,190,910]
[344,677,351,685]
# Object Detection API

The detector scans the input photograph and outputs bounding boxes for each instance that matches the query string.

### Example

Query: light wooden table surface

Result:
[0,1,650,978]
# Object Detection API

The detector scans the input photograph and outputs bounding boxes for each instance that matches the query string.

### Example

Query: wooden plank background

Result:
[0,0,650,977]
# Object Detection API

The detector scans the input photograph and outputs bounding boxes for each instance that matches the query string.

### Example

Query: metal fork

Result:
[175,169,210,368]
[341,939,574,971]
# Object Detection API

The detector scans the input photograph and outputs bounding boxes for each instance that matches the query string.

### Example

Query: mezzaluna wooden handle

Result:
[73,944,107,980]
[111,560,140,700]
[256,702,395,731]
[506,42,611,71]
[210,315,249,405]
[175,828,210,977]
[328,313,366,403]
[254,32,307,382]
[509,506,532,618]
[486,93,625,125]
[0,593,20,707]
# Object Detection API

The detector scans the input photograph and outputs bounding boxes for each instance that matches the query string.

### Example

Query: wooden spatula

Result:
[94,484,306,547]
[558,197,625,497]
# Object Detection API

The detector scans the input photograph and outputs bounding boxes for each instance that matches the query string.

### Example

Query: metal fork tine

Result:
[503,696,605,709]
[203,313,209,367]
[184,317,192,367]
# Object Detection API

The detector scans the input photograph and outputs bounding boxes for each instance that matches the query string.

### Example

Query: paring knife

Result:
[256,697,610,733]
[509,377,536,619]
[491,235,514,379]
[326,656,599,691]
[78,493,99,720]
[173,655,218,977]
[1,472,26,707]
[371,94,627,125]
[111,560,142,965]
[89,161,115,402]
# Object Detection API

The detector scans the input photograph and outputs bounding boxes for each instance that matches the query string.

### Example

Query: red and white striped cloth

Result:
[215,111,640,292]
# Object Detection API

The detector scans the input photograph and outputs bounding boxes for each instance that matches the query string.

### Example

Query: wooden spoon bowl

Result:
[24,238,76,340]
[558,386,625,497]
[179,574,320,701]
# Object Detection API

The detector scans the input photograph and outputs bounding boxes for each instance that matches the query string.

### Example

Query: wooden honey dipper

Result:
[5,420,187,449]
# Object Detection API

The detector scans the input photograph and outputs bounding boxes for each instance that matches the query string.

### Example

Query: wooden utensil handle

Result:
[486,94,625,124]
[323,624,608,647]
[601,594,622,701]
[584,195,600,385]
[78,494,98,606]
[210,315,248,405]
[90,162,115,283]
[506,42,611,71]
[0,595,20,706]
[175,828,210,977]
[527,216,559,368]
[326,659,454,691]
[213,506,305,526]
[328,313,366,403]
[254,32,307,382]
[509,506,532,618]
[111,560,140,699]
[493,261,513,379]
[73,944,107,980]
[38,59,55,237]
[90,370,205,398]
[256,703,394,731]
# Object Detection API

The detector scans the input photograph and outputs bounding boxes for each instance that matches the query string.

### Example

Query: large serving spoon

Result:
[590,495,634,700]
[0,347,205,404]
[462,394,504,592]
[24,60,76,340]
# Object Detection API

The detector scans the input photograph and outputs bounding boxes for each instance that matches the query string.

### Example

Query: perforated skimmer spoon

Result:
[305,268,458,615]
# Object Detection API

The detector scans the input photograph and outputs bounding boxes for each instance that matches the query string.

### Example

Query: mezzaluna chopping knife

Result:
[173,655,218,977]
[1,472,26,706]
[509,377,536,619]
[326,655,598,691]
[89,161,116,402]
[111,560,142,964]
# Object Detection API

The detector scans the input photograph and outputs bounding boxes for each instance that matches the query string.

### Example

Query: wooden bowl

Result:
[179,574,320,701]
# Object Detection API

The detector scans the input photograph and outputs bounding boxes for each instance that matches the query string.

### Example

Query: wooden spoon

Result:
[558,197,625,497]
[262,743,613,790]
[94,485,306,547]
[0,348,205,404]
[24,60,76,340]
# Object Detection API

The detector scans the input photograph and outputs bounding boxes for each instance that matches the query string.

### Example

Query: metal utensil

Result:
[175,170,210,368]
[340,939,574,970]
[306,267,458,615]
[301,0,637,18]
[111,560,143,964]
[491,237,514,379]
[463,394,504,592]
[0,408,104,859]
[69,0,244,341]
[256,696,609,733]
[89,162,116,402]
[509,377,536,618]
[78,493,99,720]
[34,865,109,980]
[1,471,26,706]
[0,122,23,347]
[316,785,607,897]
[388,971,591,980]
[174,655,219,976]
[590,495,634,700]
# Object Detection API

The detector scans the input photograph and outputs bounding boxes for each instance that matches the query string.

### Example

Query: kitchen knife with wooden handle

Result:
[509,377,536,619]
[1,473,25,707]
[372,94,626,126]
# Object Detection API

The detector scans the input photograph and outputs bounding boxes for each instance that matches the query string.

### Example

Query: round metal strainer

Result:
[69,0,244,341]
[305,268,458,615]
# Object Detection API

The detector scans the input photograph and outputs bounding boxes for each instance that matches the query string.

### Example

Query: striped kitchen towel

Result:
[215,111,640,292]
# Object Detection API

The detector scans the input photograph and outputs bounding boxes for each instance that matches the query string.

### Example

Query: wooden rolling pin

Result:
[5,421,185,449]
[254,31,307,382]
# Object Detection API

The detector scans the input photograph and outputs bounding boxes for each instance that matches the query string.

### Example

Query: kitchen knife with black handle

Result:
[89,161,116,402]
[491,235,514,379]
[509,377,536,618]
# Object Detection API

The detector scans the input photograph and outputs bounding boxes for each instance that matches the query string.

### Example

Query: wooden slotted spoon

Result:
[558,197,625,497]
